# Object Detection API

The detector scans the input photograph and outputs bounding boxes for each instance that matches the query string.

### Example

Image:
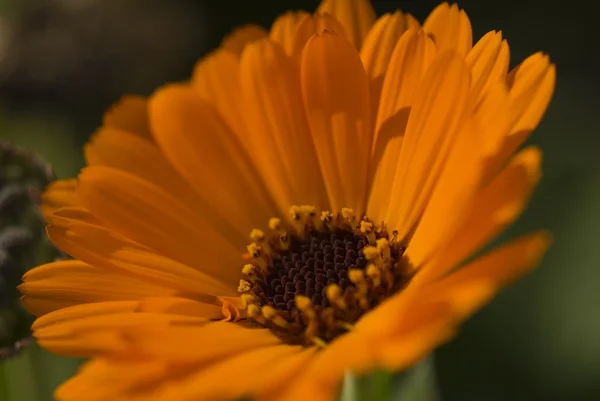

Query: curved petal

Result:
[124,322,281,363]
[56,358,172,401]
[220,24,268,56]
[360,12,419,122]
[414,146,542,285]
[149,84,279,245]
[74,168,244,289]
[41,178,80,220]
[301,31,371,213]
[292,13,348,59]
[374,28,436,133]
[278,302,455,401]
[84,127,203,220]
[465,30,510,105]
[367,29,436,222]
[157,345,310,401]
[488,53,555,175]
[102,95,152,139]
[384,51,470,239]
[316,0,376,49]
[406,117,483,267]
[240,38,328,214]
[419,232,551,318]
[423,3,472,56]
[270,10,310,56]
[19,259,176,316]
[192,49,247,141]
[34,310,206,358]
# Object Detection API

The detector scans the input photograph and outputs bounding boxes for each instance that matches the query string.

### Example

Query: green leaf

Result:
[338,357,439,401]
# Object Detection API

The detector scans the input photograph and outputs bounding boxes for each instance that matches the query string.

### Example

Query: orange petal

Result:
[220,24,268,56]
[135,297,224,320]
[292,13,347,59]
[20,259,175,317]
[415,146,542,284]
[102,95,152,140]
[423,3,472,56]
[125,322,281,363]
[84,127,204,220]
[360,12,418,123]
[406,80,511,265]
[487,53,555,174]
[406,117,483,267]
[421,232,551,318]
[374,28,436,132]
[46,206,234,297]
[56,358,171,401]
[192,49,247,141]
[279,301,455,401]
[465,30,510,104]
[367,29,436,222]
[158,345,310,401]
[316,0,376,49]
[474,82,511,159]
[508,53,556,135]
[149,84,278,245]
[301,31,371,213]
[35,311,205,358]
[384,51,470,239]
[41,178,79,220]
[270,10,310,56]
[240,38,328,214]
[31,300,140,330]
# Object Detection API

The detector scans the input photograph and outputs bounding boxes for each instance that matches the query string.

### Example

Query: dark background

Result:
[0,1,598,400]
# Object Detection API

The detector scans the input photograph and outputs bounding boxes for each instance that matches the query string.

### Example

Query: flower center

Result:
[238,206,412,347]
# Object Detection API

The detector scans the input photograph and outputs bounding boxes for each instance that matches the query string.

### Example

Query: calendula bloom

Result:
[19,0,555,400]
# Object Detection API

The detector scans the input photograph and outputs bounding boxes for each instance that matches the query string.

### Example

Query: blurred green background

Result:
[0,0,598,400]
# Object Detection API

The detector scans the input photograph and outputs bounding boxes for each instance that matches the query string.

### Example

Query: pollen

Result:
[238,206,410,347]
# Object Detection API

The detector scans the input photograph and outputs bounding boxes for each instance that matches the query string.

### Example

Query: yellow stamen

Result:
[268,217,281,231]
[241,293,257,307]
[360,220,376,245]
[295,295,316,319]
[262,305,289,328]
[340,322,354,331]
[362,246,381,263]
[311,336,328,348]
[348,268,365,284]
[242,263,257,276]
[289,205,307,236]
[289,205,302,221]
[279,232,290,251]
[247,243,262,258]
[320,210,333,223]
[250,229,265,243]
[246,243,267,269]
[321,307,337,330]
[301,205,316,218]
[376,238,391,261]
[247,304,266,324]
[341,208,357,229]
[325,284,346,309]
[301,205,319,230]
[237,279,252,293]
[320,210,334,230]
[366,264,381,287]
[348,268,369,309]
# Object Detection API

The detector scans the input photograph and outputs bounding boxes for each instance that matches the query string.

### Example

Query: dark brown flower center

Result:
[238,206,412,347]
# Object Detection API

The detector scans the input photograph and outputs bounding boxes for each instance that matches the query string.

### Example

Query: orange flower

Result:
[19,1,555,400]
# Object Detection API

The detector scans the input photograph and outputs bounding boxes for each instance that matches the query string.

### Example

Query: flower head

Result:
[19,1,555,400]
